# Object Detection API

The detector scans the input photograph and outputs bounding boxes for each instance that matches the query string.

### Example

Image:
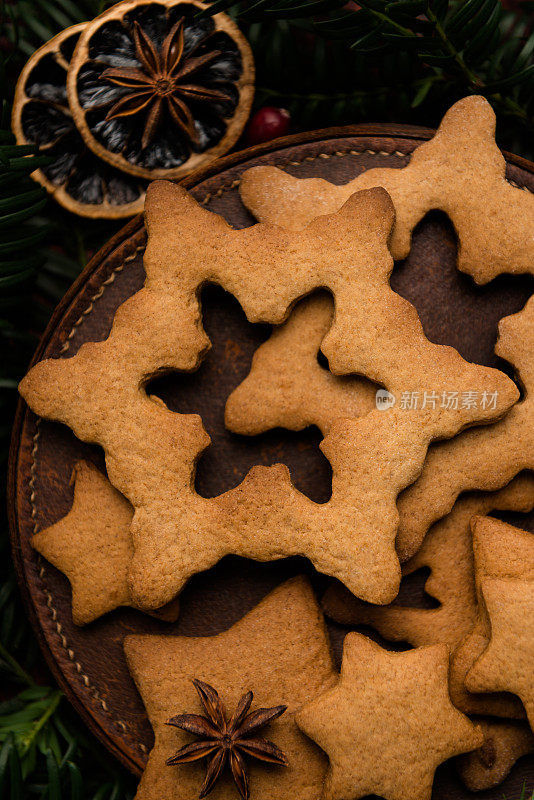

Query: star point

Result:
[32,461,179,624]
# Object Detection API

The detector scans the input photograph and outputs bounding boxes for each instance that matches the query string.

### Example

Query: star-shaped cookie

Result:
[321,477,534,791]
[32,461,179,625]
[125,577,337,800]
[322,473,534,661]
[240,95,534,284]
[296,634,482,800]
[396,295,534,561]
[450,515,534,719]
[20,183,516,611]
[228,293,531,565]
[456,718,534,792]
[466,577,534,730]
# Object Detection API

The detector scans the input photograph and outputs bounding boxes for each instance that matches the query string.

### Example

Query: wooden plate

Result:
[9,124,534,797]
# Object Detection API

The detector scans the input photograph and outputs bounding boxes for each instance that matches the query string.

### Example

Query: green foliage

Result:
[0,654,135,799]
[0,120,94,468]
[5,0,534,156]
[3,0,112,57]
[206,0,534,157]
[511,784,534,800]
[0,118,48,471]
[0,0,534,798]
[1,5,135,799]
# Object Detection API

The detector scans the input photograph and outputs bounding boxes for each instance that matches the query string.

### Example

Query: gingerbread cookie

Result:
[296,634,482,800]
[20,183,516,611]
[322,474,534,660]
[226,293,375,436]
[397,296,534,561]
[466,575,534,730]
[397,298,534,560]
[450,515,534,719]
[230,290,532,565]
[240,96,534,284]
[125,577,337,800]
[32,461,179,625]
[322,476,534,783]
[228,293,532,564]
[456,719,534,792]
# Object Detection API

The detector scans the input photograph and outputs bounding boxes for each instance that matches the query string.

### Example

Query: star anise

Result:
[166,679,289,799]
[100,18,232,148]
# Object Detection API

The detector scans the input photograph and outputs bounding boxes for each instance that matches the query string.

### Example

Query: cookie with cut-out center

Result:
[296,634,482,800]
[32,461,179,625]
[20,182,516,611]
[227,292,534,565]
[240,95,534,284]
[125,577,337,800]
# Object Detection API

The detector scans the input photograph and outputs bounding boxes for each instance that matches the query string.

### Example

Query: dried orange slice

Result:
[12,24,147,219]
[66,0,255,180]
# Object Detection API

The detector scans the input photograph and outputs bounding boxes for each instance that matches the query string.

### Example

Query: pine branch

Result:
[0,34,134,798]
[206,1,534,156]
[0,109,51,477]
[511,784,534,800]
[0,647,135,799]
[3,0,113,56]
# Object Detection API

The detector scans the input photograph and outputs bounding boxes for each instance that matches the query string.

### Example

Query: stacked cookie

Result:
[19,96,534,800]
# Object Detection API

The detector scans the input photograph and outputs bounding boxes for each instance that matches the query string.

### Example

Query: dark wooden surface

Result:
[8,124,534,797]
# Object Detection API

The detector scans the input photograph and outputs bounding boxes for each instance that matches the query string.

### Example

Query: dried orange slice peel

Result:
[66,0,254,180]
[12,23,147,218]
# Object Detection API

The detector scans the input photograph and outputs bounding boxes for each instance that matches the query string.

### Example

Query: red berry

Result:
[245,107,291,146]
